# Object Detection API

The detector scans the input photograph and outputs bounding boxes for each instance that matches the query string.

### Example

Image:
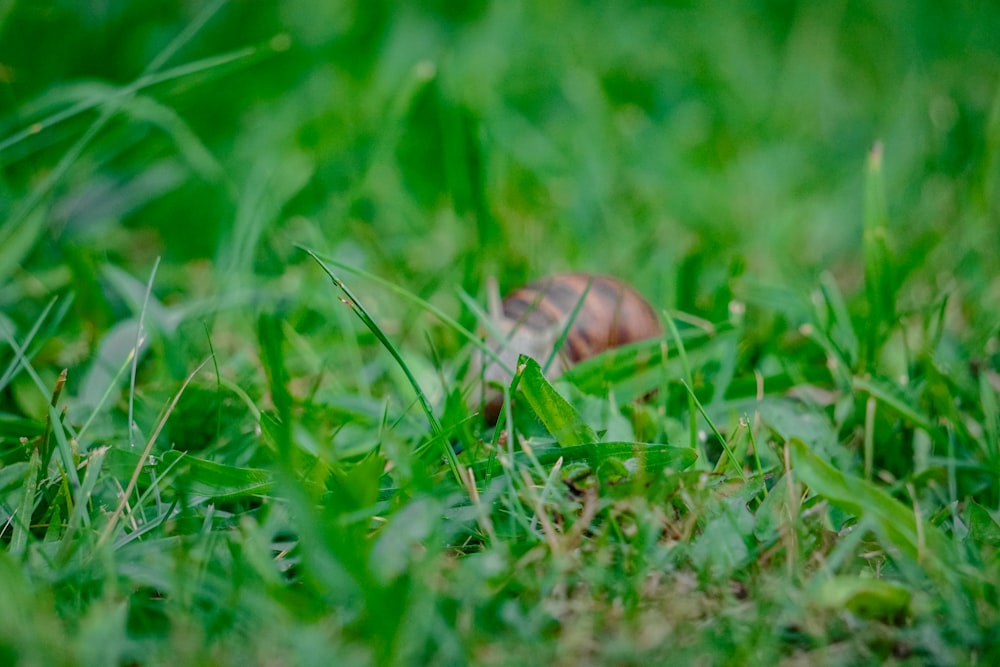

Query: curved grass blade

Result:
[0,0,243,158]
[303,249,461,482]
[306,250,514,376]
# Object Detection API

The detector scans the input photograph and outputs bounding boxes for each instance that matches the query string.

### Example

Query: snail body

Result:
[475,273,662,421]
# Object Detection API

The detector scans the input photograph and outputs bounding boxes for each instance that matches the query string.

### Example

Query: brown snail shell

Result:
[475,273,663,423]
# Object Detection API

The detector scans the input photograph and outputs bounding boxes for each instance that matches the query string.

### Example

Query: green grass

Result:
[2,1,1000,664]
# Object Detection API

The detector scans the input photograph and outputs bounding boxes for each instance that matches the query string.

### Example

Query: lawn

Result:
[1,1,999,665]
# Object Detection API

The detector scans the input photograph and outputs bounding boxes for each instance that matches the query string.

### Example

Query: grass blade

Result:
[665,311,703,460]
[9,446,41,557]
[516,355,598,448]
[789,438,955,583]
[681,379,746,479]
[862,142,895,370]
[97,356,211,549]
[303,249,462,482]
[158,451,274,502]
[310,251,513,374]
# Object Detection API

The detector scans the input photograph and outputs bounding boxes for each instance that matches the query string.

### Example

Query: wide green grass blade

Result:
[158,451,274,502]
[516,355,598,447]
[812,575,911,622]
[789,438,955,582]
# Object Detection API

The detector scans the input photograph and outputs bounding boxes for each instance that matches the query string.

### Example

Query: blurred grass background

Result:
[2,0,1000,664]
[4,1,998,308]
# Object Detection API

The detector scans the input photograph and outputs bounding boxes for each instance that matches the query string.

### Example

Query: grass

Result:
[1,1,1000,665]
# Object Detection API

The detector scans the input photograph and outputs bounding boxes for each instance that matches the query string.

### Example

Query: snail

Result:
[473,273,663,423]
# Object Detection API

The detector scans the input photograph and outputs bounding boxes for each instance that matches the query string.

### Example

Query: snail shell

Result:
[475,273,662,422]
